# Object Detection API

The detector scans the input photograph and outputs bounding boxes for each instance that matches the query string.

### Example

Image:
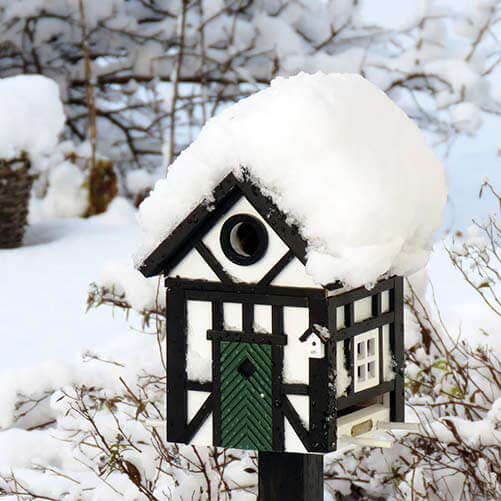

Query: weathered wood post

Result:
[258,452,323,500]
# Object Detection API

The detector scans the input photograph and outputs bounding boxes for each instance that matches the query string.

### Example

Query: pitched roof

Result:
[138,172,308,278]
[136,73,446,287]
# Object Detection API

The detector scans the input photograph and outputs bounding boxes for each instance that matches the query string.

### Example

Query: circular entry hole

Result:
[230,222,259,257]
[220,214,268,265]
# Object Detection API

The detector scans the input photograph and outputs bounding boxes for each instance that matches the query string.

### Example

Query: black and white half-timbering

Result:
[138,172,404,454]
[135,73,447,462]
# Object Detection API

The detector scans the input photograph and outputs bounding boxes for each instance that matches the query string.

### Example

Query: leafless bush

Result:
[0,184,499,499]
[325,183,501,500]
[1,1,499,190]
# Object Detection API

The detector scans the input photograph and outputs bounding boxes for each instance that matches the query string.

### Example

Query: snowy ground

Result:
[0,199,140,371]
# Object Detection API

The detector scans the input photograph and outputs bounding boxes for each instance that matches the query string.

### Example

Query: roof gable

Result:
[138,172,308,278]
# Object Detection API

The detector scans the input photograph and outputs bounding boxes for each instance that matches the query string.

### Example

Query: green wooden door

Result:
[220,341,273,451]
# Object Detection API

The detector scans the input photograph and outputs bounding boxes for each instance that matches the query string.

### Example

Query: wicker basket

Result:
[0,157,33,249]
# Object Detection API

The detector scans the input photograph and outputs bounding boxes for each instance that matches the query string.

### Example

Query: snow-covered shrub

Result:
[1,0,499,184]
[325,183,501,500]
[0,183,498,500]
[40,161,88,219]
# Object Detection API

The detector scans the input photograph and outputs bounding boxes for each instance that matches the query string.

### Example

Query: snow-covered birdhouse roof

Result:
[136,72,447,288]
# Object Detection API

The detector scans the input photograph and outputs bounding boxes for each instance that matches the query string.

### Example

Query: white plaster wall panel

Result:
[354,296,372,323]
[284,418,307,453]
[202,197,290,283]
[192,415,212,446]
[382,324,394,381]
[254,304,272,333]
[270,257,319,289]
[186,300,212,381]
[283,306,309,384]
[223,302,242,330]
[336,306,345,330]
[188,390,210,421]
[381,290,390,313]
[288,395,309,428]
[168,248,220,281]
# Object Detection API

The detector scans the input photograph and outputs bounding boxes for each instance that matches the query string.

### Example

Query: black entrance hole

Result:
[220,214,268,265]
[238,357,257,379]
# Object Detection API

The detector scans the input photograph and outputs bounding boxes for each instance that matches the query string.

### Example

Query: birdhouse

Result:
[138,170,404,453]
[136,73,446,460]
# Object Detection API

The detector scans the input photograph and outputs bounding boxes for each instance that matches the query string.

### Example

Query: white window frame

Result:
[353,329,379,392]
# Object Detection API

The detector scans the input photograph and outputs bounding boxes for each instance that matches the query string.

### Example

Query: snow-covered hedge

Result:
[0,184,498,500]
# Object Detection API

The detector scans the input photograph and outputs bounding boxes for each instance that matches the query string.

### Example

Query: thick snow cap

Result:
[0,75,65,164]
[137,72,447,288]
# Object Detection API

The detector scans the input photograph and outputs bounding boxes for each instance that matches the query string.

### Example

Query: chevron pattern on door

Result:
[220,341,273,451]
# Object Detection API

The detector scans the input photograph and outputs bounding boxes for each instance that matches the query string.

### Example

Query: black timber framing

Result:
[183,289,310,307]
[187,381,212,392]
[145,179,243,278]
[282,396,312,450]
[242,302,254,332]
[207,330,287,345]
[329,278,395,306]
[170,278,333,453]
[139,172,312,278]
[373,293,385,386]
[283,383,309,395]
[390,276,405,422]
[345,302,355,397]
[166,285,188,443]
[185,393,213,442]
[272,305,285,450]
[336,381,395,410]
[308,296,334,452]
[334,312,395,341]
[195,241,234,284]
[212,300,223,446]
[328,276,404,420]
[166,277,323,298]
[258,250,295,286]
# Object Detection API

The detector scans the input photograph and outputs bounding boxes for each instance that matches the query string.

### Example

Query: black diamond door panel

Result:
[219,341,273,451]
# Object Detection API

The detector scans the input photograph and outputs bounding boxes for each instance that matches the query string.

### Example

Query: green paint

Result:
[220,341,273,451]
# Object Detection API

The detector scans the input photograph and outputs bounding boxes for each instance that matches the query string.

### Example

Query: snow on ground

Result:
[0,198,140,372]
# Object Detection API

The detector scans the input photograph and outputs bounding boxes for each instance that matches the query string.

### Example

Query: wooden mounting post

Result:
[258,451,323,501]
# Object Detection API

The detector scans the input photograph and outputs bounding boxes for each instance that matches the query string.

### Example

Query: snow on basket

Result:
[0,75,65,248]
[134,73,447,456]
